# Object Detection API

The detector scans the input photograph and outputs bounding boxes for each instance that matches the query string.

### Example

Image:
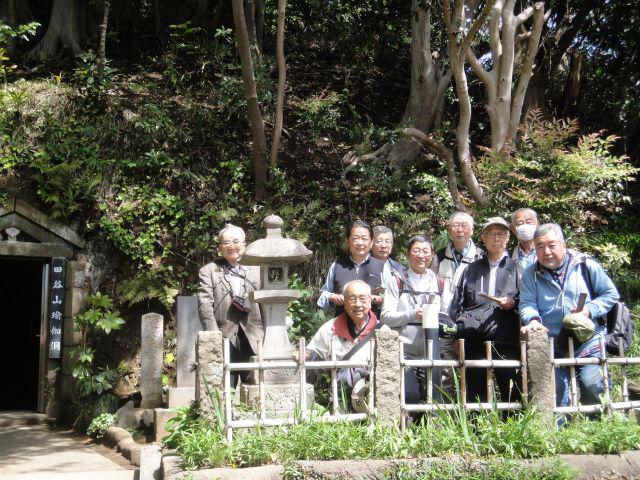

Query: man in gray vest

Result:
[431,211,483,397]
[318,220,392,317]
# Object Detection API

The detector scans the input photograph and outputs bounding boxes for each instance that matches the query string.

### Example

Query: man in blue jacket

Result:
[519,223,619,407]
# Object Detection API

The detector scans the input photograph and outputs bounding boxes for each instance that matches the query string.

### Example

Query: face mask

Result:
[516,224,536,242]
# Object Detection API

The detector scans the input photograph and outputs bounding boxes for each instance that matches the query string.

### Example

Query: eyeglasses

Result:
[450,222,471,230]
[410,249,432,256]
[484,231,508,239]
[345,295,370,304]
[221,240,245,246]
[374,239,392,246]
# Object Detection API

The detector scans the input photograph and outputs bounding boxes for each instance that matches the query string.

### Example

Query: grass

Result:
[163,404,640,471]
[383,457,577,480]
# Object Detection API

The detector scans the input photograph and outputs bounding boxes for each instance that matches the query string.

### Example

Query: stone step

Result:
[0,411,47,428]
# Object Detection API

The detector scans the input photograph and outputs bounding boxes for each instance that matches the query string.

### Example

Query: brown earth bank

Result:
[161,452,640,480]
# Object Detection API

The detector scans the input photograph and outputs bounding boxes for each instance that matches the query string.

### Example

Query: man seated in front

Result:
[296,280,380,411]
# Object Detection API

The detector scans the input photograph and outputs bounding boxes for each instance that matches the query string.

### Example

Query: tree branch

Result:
[508,1,545,142]
[466,46,492,87]
[516,4,534,25]
[403,128,467,212]
[489,0,503,65]
[459,0,495,67]
[269,0,286,166]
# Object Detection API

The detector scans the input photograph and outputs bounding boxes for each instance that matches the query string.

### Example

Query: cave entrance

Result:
[0,257,49,411]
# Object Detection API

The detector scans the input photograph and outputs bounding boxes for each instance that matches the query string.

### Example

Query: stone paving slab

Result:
[0,423,136,478]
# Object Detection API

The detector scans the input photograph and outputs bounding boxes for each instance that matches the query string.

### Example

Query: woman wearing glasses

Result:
[197,224,263,387]
[381,235,442,404]
[449,217,521,404]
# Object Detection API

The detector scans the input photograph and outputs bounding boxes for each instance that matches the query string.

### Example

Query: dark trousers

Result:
[406,328,442,404]
[464,341,521,404]
[229,327,254,388]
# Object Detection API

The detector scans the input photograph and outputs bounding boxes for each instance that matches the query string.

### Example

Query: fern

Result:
[118,267,180,308]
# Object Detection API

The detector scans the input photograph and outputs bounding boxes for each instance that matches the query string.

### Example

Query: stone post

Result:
[167,296,201,408]
[195,330,224,416]
[59,260,89,414]
[373,329,401,425]
[523,330,555,425]
[141,313,164,409]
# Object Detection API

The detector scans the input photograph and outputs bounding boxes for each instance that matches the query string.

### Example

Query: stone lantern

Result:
[239,215,314,411]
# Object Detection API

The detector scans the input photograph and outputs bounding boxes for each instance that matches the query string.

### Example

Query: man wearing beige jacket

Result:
[197,224,263,387]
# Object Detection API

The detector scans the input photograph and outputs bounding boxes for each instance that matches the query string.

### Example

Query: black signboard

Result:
[48,257,65,359]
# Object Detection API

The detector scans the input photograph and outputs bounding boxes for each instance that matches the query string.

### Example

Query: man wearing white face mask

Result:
[510,208,539,274]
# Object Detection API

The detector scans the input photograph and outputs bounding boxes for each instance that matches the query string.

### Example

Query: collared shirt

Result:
[512,244,537,271]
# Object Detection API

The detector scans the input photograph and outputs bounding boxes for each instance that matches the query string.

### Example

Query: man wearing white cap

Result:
[449,216,521,403]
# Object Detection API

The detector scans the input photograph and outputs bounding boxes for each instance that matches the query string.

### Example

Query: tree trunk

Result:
[562,48,582,118]
[3,0,16,56]
[232,0,267,200]
[255,0,265,52]
[523,2,592,121]
[465,0,544,150]
[244,0,256,45]
[387,1,451,169]
[269,0,286,167]
[28,0,84,59]
[195,0,208,23]
[443,0,491,205]
[153,0,162,38]
[523,69,549,119]
[212,0,226,30]
[97,1,110,81]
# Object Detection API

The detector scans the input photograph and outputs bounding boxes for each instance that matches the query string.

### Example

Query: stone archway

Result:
[0,197,88,416]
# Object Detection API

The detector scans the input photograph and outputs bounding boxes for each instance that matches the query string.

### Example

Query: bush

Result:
[478,114,637,232]
[87,412,117,439]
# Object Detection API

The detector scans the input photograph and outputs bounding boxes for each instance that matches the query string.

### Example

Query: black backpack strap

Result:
[342,322,384,361]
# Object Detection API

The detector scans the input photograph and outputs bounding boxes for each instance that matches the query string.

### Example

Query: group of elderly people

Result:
[197,209,620,412]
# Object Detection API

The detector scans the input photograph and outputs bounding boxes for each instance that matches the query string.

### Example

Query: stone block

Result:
[141,408,155,427]
[373,329,401,426]
[196,330,224,417]
[58,374,77,402]
[61,351,78,376]
[129,444,143,466]
[63,315,82,346]
[176,296,201,388]
[239,383,314,415]
[64,288,87,318]
[104,426,132,448]
[168,386,195,408]
[162,453,183,480]
[140,443,163,480]
[117,400,148,429]
[117,437,137,453]
[65,261,87,290]
[141,313,164,409]
[523,330,555,425]
[154,408,177,443]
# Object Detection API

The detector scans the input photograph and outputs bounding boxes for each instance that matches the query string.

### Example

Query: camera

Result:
[230,295,252,314]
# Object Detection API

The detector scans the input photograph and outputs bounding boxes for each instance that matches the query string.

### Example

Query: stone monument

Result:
[239,214,314,413]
